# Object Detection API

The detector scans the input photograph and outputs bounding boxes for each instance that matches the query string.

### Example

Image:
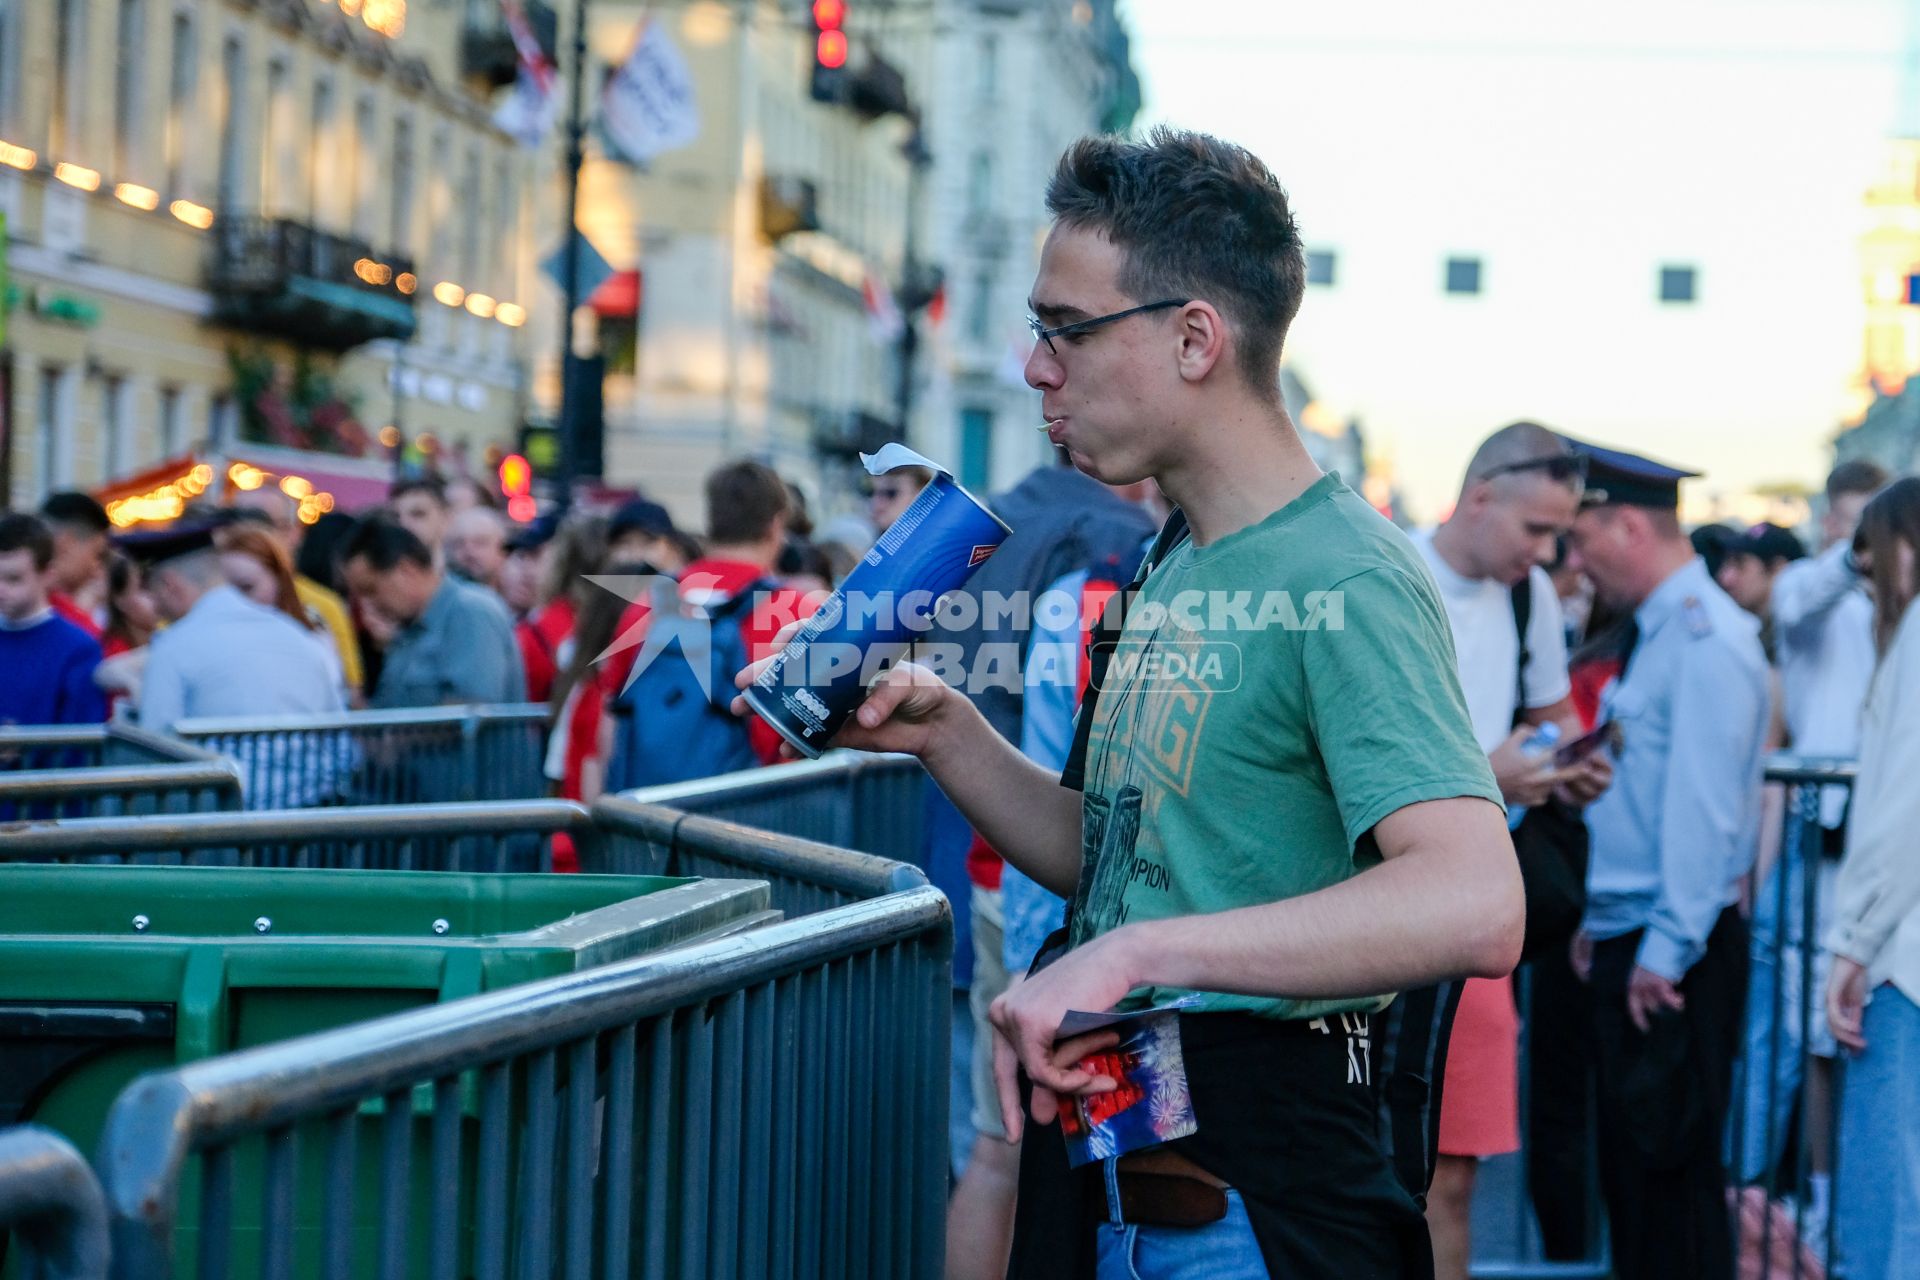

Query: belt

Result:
[1096,1170,1230,1228]
[1092,1150,1231,1228]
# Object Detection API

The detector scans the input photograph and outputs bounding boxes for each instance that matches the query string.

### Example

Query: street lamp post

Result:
[555,0,591,513]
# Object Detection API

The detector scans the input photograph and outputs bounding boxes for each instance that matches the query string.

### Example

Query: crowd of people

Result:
[10,127,1920,1280]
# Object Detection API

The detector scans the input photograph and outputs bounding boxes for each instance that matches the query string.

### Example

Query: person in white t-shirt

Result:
[1734,458,1889,1225]
[1413,422,1614,1280]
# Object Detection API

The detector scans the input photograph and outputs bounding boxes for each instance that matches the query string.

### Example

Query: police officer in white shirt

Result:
[1566,444,1770,1280]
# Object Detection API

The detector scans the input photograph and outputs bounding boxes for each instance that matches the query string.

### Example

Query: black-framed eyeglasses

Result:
[1026,299,1191,354]
[1476,453,1589,484]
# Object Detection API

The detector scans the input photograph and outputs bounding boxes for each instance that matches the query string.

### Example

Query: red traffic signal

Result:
[498,453,532,496]
[816,29,848,69]
[813,0,845,29]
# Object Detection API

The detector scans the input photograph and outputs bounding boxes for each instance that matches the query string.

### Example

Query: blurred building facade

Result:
[0,0,535,519]
[536,0,1138,525]
[544,0,928,528]
[915,0,1138,495]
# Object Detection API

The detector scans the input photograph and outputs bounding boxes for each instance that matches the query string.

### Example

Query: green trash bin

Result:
[0,863,775,1278]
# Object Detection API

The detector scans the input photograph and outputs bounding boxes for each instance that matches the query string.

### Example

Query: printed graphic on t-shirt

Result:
[1069,613,1231,943]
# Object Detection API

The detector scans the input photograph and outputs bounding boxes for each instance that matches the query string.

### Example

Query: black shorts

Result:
[1009,1010,1432,1280]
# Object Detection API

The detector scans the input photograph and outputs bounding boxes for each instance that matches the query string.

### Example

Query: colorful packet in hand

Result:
[1056,999,1200,1168]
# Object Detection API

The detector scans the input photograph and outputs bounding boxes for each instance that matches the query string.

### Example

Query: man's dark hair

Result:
[1044,127,1306,393]
[297,512,357,590]
[212,506,275,529]
[39,491,109,535]
[390,475,449,509]
[340,515,433,572]
[1827,459,1890,503]
[0,512,55,570]
[705,459,792,545]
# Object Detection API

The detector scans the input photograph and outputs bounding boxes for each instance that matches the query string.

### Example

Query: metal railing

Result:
[0,799,929,917]
[0,1125,108,1280]
[625,751,927,866]
[95,886,953,1280]
[0,725,242,819]
[590,795,929,917]
[168,705,549,810]
[1481,754,1856,1280]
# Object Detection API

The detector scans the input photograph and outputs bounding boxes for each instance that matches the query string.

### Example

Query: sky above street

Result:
[1119,0,1911,521]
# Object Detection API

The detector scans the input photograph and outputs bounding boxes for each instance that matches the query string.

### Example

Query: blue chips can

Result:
[743,446,1011,758]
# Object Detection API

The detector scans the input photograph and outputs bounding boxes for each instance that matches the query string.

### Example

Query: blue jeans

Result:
[1094,1159,1267,1280]
[1836,986,1920,1279]
[1735,841,1839,1181]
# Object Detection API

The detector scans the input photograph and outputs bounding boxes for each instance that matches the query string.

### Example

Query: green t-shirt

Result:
[1064,473,1502,1020]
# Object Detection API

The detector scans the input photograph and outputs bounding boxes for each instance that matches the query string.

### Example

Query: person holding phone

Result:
[1411,423,1612,1280]
[1823,477,1920,1280]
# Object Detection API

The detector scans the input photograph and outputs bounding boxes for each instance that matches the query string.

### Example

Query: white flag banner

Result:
[492,1,557,148]
[601,16,700,165]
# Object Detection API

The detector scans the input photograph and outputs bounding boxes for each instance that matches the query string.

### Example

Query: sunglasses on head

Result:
[1477,454,1589,483]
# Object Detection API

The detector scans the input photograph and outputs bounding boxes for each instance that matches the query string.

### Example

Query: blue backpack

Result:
[603,577,771,791]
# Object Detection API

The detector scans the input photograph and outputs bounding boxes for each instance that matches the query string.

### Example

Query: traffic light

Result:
[498,452,535,522]
[811,0,848,103]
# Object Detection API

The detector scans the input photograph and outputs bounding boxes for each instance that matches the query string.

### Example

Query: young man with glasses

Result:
[740,129,1520,1278]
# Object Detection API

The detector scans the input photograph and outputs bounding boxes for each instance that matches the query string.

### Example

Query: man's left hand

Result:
[987,928,1146,1144]
[1555,754,1613,807]
[1626,964,1685,1033]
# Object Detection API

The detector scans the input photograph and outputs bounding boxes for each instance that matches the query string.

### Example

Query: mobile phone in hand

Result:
[1554,720,1616,769]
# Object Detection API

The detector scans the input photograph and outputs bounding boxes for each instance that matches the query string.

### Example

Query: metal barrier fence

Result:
[95,886,953,1280]
[589,796,929,917]
[0,1125,108,1280]
[1480,755,1857,1280]
[0,725,242,820]
[0,799,928,918]
[626,752,927,867]
[167,705,549,810]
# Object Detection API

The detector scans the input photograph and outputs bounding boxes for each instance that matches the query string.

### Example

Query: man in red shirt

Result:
[601,459,813,773]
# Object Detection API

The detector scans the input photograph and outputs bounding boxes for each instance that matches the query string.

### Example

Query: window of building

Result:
[351,95,376,240]
[159,385,185,458]
[959,407,994,492]
[1658,265,1697,304]
[52,0,86,155]
[968,151,993,218]
[389,115,415,252]
[459,143,483,281]
[38,366,68,494]
[967,269,994,344]
[217,36,246,211]
[261,57,289,215]
[208,393,234,450]
[100,374,129,480]
[165,12,196,195]
[977,36,998,99]
[1306,249,1336,287]
[309,77,335,226]
[0,0,22,136]
[113,0,144,178]
[492,154,515,289]
[425,124,453,286]
[1444,256,1482,296]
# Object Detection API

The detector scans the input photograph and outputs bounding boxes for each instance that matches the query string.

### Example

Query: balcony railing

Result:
[206,216,418,352]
